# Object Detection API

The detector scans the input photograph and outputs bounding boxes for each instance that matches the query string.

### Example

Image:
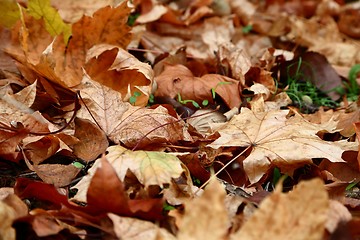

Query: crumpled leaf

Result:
[231,178,328,240]
[208,108,358,183]
[177,179,228,240]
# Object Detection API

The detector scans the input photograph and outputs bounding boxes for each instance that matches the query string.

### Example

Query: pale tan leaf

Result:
[231,178,328,240]
[0,200,16,240]
[208,108,358,183]
[75,74,131,136]
[108,214,176,240]
[0,80,37,122]
[326,200,352,233]
[177,179,229,240]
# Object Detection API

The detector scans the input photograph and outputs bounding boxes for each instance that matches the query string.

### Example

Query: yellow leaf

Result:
[231,178,328,240]
[0,0,20,28]
[177,179,228,240]
[71,146,185,202]
[105,145,184,188]
[27,0,71,42]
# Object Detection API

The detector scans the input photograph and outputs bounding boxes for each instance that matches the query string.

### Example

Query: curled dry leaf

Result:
[85,43,154,106]
[155,64,241,109]
[218,42,252,85]
[208,108,358,183]
[7,2,132,88]
[177,179,228,240]
[231,178,328,240]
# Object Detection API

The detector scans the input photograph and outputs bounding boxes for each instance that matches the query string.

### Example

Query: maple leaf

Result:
[27,0,72,42]
[76,76,191,149]
[108,214,176,240]
[177,179,229,240]
[72,145,185,202]
[0,0,20,28]
[231,178,328,240]
[208,108,358,183]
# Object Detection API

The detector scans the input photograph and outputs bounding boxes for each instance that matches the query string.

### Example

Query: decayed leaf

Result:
[177,179,228,240]
[72,145,184,202]
[231,178,328,240]
[108,214,176,240]
[208,108,358,183]
[155,64,241,109]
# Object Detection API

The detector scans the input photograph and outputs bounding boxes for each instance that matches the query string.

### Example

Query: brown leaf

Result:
[85,44,154,106]
[208,108,358,183]
[73,117,108,162]
[111,105,192,149]
[155,64,241,109]
[231,178,328,240]
[177,179,228,240]
[85,156,164,220]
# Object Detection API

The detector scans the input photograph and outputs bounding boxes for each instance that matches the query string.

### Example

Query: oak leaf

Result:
[208,108,358,183]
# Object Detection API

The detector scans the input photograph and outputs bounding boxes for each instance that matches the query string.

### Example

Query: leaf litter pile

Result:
[1,0,360,239]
